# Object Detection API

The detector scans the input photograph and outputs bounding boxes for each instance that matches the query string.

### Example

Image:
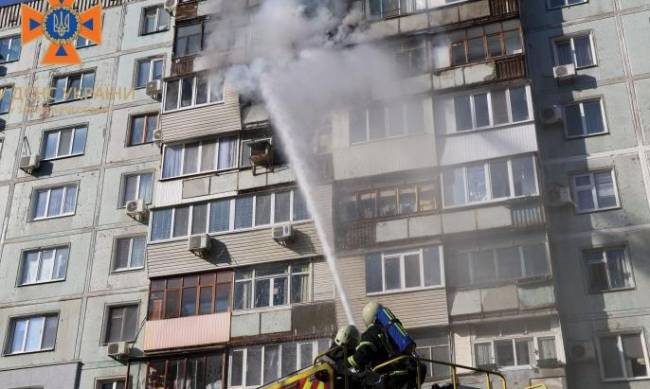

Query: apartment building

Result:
[522,1,650,388]
[0,0,173,388]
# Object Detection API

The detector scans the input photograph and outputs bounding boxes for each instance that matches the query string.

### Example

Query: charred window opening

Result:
[146,353,223,389]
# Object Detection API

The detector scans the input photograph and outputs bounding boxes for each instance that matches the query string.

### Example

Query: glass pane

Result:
[299,342,313,369]
[107,308,123,342]
[605,248,628,289]
[368,105,386,140]
[151,209,172,241]
[137,60,150,88]
[358,192,376,219]
[64,185,78,213]
[515,339,531,365]
[418,184,436,211]
[200,140,216,172]
[495,340,514,367]
[217,136,236,170]
[504,30,522,55]
[273,277,288,306]
[489,160,510,198]
[274,191,291,223]
[10,319,27,352]
[140,174,153,203]
[399,187,417,214]
[230,350,244,386]
[172,206,190,237]
[209,199,230,232]
[468,37,485,62]
[246,347,262,386]
[378,189,397,217]
[164,289,180,319]
[454,95,473,131]
[491,90,508,125]
[497,247,522,280]
[622,334,647,378]
[22,252,40,284]
[487,34,503,57]
[385,256,401,290]
[235,196,253,229]
[255,194,272,226]
[210,73,224,102]
[595,171,617,208]
[451,41,466,65]
[234,281,251,310]
[264,345,281,383]
[474,93,490,128]
[293,190,310,221]
[404,254,421,288]
[512,157,536,196]
[443,168,466,206]
[72,127,87,154]
[475,343,492,367]
[539,338,557,360]
[195,74,209,105]
[523,244,549,277]
[181,287,197,316]
[37,249,54,281]
[44,132,59,159]
[577,188,595,210]
[130,237,145,268]
[191,203,208,234]
[152,60,163,80]
[47,187,64,216]
[180,76,193,107]
[423,247,441,286]
[164,80,179,111]
[115,239,131,270]
[387,104,405,136]
[25,317,45,351]
[198,286,213,314]
[473,251,496,283]
[183,142,199,175]
[254,279,270,308]
[162,145,182,178]
[555,40,573,65]
[565,104,583,137]
[583,101,605,134]
[588,262,608,292]
[601,336,624,378]
[34,190,48,218]
[58,129,72,156]
[291,274,309,304]
[282,343,297,376]
[145,115,157,143]
[466,164,487,202]
[42,316,58,349]
[123,175,138,204]
[574,35,594,67]
[349,109,367,143]
[510,87,529,122]
[366,253,383,293]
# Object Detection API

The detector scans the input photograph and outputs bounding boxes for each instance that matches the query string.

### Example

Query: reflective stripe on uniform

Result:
[347,355,359,369]
[356,341,377,352]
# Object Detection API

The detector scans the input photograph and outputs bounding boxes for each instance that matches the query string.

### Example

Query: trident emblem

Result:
[53,11,70,37]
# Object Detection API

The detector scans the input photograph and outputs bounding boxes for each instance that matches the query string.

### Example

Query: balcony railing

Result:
[489,0,519,18]
[143,313,230,352]
[495,54,526,81]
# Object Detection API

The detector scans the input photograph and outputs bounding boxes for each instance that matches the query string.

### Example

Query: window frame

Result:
[17,245,70,286]
[0,84,14,114]
[233,262,311,311]
[112,235,147,273]
[162,72,225,113]
[146,353,224,388]
[96,378,126,389]
[140,5,170,35]
[31,183,79,221]
[0,34,21,64]
[134,56,164,89]
[474,335,557,369]
[446,26,523,69]
[552,32,598,69]
[349,97,426,145]
[126,112,159,146]
[583,245,635,293]
[364,0,471,20]
[103,304,139,345]
[119,171,154,207]
[546,0,588,10]
[49,71,96,104]
[40,124,88,161]
[161,136,238,179]
[597,331,650,382]
[174,19,205,58]
[571,170,620,214]
[3,314,59,356]
[562,98,608,139]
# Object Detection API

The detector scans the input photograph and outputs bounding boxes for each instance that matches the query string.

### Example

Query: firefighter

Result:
[327,325,361,389]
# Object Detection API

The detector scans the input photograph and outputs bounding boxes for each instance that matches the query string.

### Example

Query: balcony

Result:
[143,313,230,352]
[432,54,526,92]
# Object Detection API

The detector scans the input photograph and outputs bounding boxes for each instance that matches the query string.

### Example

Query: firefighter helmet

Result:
[362,301,381,327]
[335,325,360,347]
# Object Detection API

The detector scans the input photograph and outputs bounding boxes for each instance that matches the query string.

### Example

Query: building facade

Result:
[0,0,649,389]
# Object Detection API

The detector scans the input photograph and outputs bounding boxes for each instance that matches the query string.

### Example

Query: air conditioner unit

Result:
[188,234,211,257]
[546,184,573,207]
[152,128,163,144]
[19,154,41,174]
[125,199,149,221]
[541,105,563,125]
[553,63,577,81]
[107,341,130,359]
[164,0,177,15]
[146,79,163,100]
[569,341,595,362]
[272,224,294,243]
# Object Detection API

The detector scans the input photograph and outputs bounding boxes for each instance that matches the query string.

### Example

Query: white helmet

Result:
[335,325,360,347]
[362,301,381,328]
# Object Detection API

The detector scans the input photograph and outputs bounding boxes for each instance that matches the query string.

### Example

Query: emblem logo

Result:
[21,0,102,65]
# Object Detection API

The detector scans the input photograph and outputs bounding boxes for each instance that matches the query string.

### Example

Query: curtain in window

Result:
[246,347,262,386]
[423,247,441,286]
[53,247,69,279]
[38,249,54,282]
[573,36,593,67]
[63,185,77,213]
[466,164,487,202]
[34,190,48,218]
[475,343,492,367]
[264,345,281,384]
[583,101,605,134]
[291,273,309,303]
[140,174,153,203]
[605,248,627,288]
[10,319,27,352]
[555,41,573,66]
[21,252,40,284]
[151,209,173,240]
[595,172,616,208]
[44,132,59,159]
[443,168,465,206]
[163,145,182,178]
[209,199,230,232]
[600,336,623,378]
[48,187,64,216]
[131,237,145,268]
[512,157,536,196]
[218,136,237,170]
[25,317,45,351]
[72,127,87,154]
[115,239,131,269]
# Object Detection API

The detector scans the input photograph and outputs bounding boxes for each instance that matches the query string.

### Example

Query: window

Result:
[41,125,87,160]
[446,25,522,67]
[105,305,138,343]
[234,262,310,310]
[584,246,633,292]
[135,57,164,89]
[5,315,58,354]
[572,170,619,213]
[0,85,13,114]
[349,98,425,144]
[141,5,170,35]
[32,184,78,220]
[121,173,153,206]
[474,338,533,368]
[148,272,232,320]
[19,246,69,286]
[75,35,96,49]
[564,99,607,138]
[114,236,146,271]
[162,136,237,178]
[395,36,428,76]
[240,136,272,168]
[128,113,158,146]
[51,72,95,103]
[554,33,596,68]
[599,332,650,380]
[365,246,443,293]
[175,22,203,57]
[98,380,125,389]
[538,337,558,361]
[450,243,549,287]
[150,189,310,241]
[164,72,224,111]
[443,155,537,207]
[365,0,469,19]
[229,340,330,387]
[547,0,588,10]
[416,336,450,378]
[0,35,21,63]
[147,354,222,388]
[444,86,530,132]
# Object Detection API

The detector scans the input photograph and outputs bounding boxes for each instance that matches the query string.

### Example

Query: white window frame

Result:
[451,86,533,133]
[96,379,126,389]
[41,125,87,160]
[597,331,650,382]
[149,189,309,242]
[583,246,634,292]
[572,170,620,213]
[0,34,21,64]
[546,0,588,10]
[135,57,164,89]
[18,245,69,286]
[50,72,95,103]
[563,98,608,139]
[349,97,425,145]
[552,33,597,69]
[32,184,78,220]
[113,236,146,272]
[120,172,153,207]
[234,262,311,311]
[140,5,169,35]
[163,72,224,113]
[474,336,554,369]
[161,136,238,179]
[0,85,13,114]
[5,314,58,355]
[441,156,539,208]
[367,246,445,295]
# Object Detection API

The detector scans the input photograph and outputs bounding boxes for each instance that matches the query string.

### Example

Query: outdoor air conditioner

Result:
[553,63,577,81]
[188,234,211,257]
[152,128,163,144]
[164,0,177,15]
[569,341,595,362]
[541,105,563,125]
[272,224,294,243]
[125,199,149,221]
[146,79,163,100]
[546,184,573,207]
[107,341,130,359]
[19,154,41,174]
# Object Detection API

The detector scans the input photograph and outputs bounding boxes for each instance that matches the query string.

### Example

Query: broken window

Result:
[599,332,649,380]
[584,246,634,292]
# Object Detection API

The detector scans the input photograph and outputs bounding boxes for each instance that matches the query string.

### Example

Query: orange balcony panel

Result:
[143,313,230,352]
